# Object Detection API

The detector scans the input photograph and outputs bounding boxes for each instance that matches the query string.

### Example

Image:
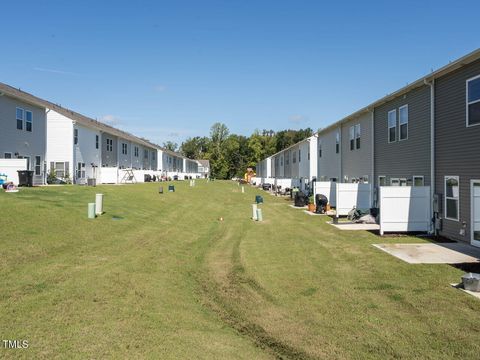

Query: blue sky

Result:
[1,1,479,145]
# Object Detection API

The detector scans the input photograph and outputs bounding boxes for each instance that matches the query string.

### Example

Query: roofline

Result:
[270,134,317,158]
[318,48,480,135]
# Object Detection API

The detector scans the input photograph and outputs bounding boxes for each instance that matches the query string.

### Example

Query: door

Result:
[472,180,480,247]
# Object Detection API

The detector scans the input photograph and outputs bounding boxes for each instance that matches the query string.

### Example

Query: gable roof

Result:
[0,82,158,150]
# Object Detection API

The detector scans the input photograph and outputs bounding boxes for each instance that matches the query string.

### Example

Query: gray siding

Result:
[101,133,118,167]
[0,95,46,184]
[374,85,431,186]
[435,58,480,242]
[317,127,341,181]
[341,111,373,182]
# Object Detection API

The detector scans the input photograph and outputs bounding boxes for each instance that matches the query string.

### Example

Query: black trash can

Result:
[17,170,34,187]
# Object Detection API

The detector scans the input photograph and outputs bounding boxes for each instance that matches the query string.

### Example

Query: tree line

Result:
[164,123,313,179]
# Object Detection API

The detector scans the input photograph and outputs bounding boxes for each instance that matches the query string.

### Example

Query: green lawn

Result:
[1,181,479,359]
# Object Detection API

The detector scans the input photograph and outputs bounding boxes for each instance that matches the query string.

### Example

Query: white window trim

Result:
[388,109,397,143]
[466,74,480,128]
[355,123,361,149]
[34,155,42,176]
[445,175,460,221]
[413,175,424,186]
[399,105,408,141]
[25,110,33,132]
[390,178,400,186]
[16,107,24,130]
[399,178,408,186]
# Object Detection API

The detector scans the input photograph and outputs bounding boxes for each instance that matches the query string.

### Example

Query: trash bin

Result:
[17,170,34,187]
[255,195,263,204]
[168,185,175,192]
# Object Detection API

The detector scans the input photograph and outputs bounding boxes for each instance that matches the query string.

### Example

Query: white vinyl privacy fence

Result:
[274,178,293,189]
[314,181,336,207]
[335,183,372,216]
[0,159,27,185]
[379,186,431,235]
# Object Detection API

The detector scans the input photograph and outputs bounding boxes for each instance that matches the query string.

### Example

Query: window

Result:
[355,124,361,149]
[413,176,424,186]
[399,178,407,186]
[122,143,128,155]
[349,126,355,150]
[35,156,41,175]
[391,178,400,186]
[298,149,301,163]
[25,111,32,132]
[467,75,480,126]
[336,132,340,153]
[51,162,69,178]
[134,146,139,157]
[307,151,310,160]
[76,162,86,179]
[144,150,148,159]
[362,175,369,184]
[16,107,24,130]
[4,153,12,159]
[152,151,156,160]
[106,138,113,152]
[280,156,283,166]
[95,135,99,149]
[388,110,396,142]
[74,129,79,145]
[399,105,408,140]
[318,141,322,157]
[292,151,296,163]
[445,176,459,220]
[286,153,289,165]
[378,176,387,186]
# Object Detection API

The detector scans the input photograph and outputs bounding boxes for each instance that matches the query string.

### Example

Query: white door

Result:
[471,180,480,247]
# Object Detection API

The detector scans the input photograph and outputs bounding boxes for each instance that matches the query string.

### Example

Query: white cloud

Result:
[289,114,308,124]
[154,84,167,92]
[99,114,122,125]
[33,67,79,76]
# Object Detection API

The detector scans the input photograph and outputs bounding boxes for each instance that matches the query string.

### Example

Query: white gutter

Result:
[425,78,435,234]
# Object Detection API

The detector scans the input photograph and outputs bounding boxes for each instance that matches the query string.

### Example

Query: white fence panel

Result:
[0,159,27,185]
[133,170,146,183]
[379,186,431,235]
[274,178,292,189]
[100,167,119,184]
[336,183,372,216]
[314,181,336,207]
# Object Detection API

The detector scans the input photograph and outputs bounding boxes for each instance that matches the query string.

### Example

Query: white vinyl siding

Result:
[467,75,480,126]
[445,176,460,221]
[399,105,408,140]
[388,110,396,143]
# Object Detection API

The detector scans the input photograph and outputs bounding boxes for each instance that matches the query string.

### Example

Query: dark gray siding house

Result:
[435,57,480,244]
[101,133,118,167]
[374,85,431,188]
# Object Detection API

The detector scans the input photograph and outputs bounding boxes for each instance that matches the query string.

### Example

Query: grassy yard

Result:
[1,181,479,359]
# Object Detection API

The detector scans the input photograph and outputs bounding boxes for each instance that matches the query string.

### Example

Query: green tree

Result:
[163,141,178,152]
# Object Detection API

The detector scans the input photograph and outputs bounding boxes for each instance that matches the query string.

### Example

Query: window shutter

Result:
[50,162,54,172]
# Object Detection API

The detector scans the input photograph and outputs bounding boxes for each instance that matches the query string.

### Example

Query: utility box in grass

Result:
[462,273,480,292]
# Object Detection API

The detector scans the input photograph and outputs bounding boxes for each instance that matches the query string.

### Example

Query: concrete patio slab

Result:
[289,204,307,209]
[303,210,326,216]
[329,222,380,231]
[451,283,480,300]
[373,243,480,264]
